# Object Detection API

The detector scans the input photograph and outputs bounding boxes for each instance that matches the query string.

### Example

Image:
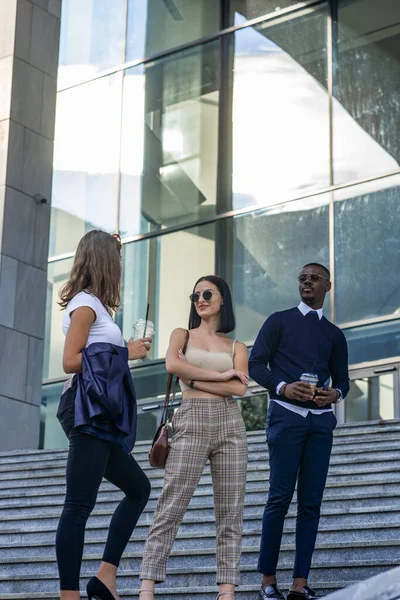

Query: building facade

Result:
[0,0,61,451]
[5,0,400,450]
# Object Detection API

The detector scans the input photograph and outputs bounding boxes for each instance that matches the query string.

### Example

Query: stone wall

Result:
[0,0,61,450]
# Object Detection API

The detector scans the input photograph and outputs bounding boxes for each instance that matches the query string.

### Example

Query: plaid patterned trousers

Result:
[140,397,248,585]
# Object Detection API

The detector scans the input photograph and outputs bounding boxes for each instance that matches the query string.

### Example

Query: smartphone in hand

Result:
[315,378,330,399]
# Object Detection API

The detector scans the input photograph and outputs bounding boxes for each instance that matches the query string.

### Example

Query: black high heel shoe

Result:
[86,576,116,600]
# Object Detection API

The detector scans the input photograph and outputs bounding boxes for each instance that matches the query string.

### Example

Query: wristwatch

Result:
[334,388,343,403]
[280,383,288,397]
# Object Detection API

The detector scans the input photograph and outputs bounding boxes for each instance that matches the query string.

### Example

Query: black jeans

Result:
[56,432,151,590]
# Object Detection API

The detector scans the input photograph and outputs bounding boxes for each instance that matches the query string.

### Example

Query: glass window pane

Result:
[121,223,216,358]
[229,0,303,25]
[344,320,400,366]
[58,0,126,90]
[44,259,74,380]
[41,382,68,449]
[136,404,160,442]
[119,42,219,236]
[126,0,220,61]
[220,195,330,344]
[345,373,394,423]
[333,0,400,184]
[133,361,170,400]
[51,74,122,257]
[231,5,329,212]
[334,174,400,324]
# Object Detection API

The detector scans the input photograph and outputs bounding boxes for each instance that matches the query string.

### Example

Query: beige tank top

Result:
[180,339,236,393]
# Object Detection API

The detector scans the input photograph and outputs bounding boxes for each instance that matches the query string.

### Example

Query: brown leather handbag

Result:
[148,330,189,468]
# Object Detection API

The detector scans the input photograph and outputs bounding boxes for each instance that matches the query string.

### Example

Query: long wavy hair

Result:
[59,230,122,313]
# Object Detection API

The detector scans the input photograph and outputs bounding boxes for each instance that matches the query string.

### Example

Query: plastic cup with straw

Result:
[133,303,154,351]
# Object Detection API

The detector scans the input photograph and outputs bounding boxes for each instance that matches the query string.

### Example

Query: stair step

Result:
[0,421,399,597]
[1,489,400,530]
[0,434,399,465]
[1,506,399,544]
[2,460,400,490]
[0,418,399,462]
[2,519,400,558]
[1,476,400,517]
[0,556,390,590]
[324,564,400,600]
[1,541,400,580]
[2,441,400,473]
[2,442,400,473]
[3,453,400,485]
[0,581,345,599]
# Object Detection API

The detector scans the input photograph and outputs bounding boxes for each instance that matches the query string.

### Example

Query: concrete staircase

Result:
[0,419,400,599]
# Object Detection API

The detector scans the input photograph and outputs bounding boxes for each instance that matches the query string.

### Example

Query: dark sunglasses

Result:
[189,290,218,303]
[297,273,329,283]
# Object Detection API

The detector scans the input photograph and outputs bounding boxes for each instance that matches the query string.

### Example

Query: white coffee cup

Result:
[300,372,319,393]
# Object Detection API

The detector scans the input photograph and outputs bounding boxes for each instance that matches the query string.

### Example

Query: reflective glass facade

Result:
[43,0,400,447]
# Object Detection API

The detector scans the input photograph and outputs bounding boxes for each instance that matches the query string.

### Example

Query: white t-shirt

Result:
[62,291,125,347]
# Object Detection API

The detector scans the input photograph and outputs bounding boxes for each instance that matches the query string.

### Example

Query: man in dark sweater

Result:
[249,263,349,600]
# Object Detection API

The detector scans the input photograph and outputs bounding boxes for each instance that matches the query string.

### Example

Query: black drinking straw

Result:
[143,303,150,338]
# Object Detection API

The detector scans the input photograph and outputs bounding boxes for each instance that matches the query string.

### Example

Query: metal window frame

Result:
[327,0,335,322]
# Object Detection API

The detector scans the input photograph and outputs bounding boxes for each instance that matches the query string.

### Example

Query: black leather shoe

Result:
[86,576,116,600]
[287,586,321,600]
[258,584,286,599]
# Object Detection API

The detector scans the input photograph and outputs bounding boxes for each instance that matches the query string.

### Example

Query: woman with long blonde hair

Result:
[56,230,151,600]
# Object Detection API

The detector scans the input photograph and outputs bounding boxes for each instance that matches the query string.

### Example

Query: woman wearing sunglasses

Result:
[139,275,249,600]
[56,230,152,600]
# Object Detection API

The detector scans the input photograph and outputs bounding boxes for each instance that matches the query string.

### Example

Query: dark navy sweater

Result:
[249,307,350,410]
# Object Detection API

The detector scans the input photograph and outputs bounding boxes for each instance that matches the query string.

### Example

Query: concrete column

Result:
[0,0,61,450]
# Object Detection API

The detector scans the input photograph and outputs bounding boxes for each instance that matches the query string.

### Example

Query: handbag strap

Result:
[162,329,189,422]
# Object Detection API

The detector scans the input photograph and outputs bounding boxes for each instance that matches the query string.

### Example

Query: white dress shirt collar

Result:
[297,301,323,320]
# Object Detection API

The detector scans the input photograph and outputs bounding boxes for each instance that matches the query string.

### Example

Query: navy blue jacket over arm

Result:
[74,342,137,452]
